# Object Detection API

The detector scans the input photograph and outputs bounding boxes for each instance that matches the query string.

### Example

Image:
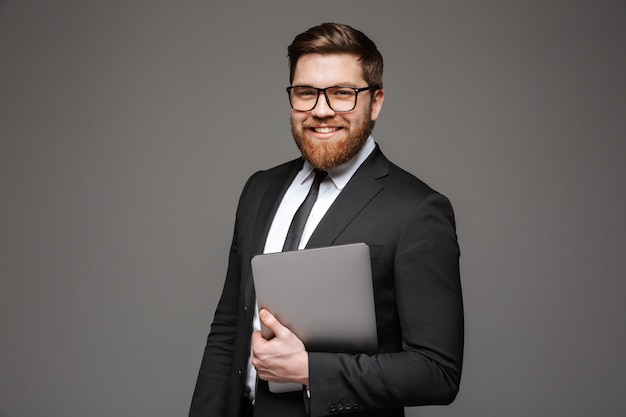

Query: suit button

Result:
[329,405,336,413]
[337,403,343,412]
[352,402,359,410]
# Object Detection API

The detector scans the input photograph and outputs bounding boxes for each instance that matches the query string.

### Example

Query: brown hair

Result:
[287,23,383,89]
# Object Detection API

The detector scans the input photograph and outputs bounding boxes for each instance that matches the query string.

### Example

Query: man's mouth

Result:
[310,126,342,133]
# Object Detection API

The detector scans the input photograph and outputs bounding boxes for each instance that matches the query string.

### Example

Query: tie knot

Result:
[312,169,328,185]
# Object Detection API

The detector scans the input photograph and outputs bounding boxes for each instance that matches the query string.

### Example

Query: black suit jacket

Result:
[190,145,464,417]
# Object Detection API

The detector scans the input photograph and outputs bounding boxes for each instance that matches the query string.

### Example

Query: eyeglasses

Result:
[286,86,372,112]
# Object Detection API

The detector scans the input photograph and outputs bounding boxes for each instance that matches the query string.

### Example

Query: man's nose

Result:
[310,92,336,117]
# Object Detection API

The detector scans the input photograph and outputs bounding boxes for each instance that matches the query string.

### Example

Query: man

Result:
[190,23,464,417]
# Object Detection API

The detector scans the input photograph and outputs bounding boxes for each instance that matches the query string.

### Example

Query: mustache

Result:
[301,120,346,129]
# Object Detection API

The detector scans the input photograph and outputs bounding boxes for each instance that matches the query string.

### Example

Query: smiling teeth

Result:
[314,127,339,133]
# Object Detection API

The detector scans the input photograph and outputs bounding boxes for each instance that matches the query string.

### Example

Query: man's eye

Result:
[333,89,355,98]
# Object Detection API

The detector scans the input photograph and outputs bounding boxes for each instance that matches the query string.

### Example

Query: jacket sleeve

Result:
[307,193,464,416]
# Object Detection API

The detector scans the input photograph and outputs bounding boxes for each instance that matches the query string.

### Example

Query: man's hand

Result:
[251,308,309,386]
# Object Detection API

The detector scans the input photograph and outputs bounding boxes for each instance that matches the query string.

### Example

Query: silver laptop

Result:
[251,243,378,393]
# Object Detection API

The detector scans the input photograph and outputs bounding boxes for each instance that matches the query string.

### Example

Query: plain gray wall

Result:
[1,1,625,416]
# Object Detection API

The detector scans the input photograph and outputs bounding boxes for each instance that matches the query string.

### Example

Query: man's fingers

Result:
[251,330,265,345]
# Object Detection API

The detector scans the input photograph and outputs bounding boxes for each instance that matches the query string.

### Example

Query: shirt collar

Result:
[300,136,376,190]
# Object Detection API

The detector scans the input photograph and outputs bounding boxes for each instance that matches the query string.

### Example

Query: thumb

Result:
[259,309,288,338]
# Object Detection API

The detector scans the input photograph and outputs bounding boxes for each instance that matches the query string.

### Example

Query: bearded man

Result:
[190,22,464,417]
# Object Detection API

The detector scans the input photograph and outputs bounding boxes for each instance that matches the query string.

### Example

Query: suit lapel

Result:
[245,158,303,307]
[306,146,389,248]
[251,160,303,254]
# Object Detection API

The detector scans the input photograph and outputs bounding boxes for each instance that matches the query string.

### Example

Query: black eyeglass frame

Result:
[286,85,373,112]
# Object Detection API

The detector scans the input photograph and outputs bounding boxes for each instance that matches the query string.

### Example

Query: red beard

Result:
[291,115,374,171]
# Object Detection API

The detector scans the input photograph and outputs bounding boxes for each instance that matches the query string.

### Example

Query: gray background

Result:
[1,1,625,416]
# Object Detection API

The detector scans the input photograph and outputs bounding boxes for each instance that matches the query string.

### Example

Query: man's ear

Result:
[370,89,385,121]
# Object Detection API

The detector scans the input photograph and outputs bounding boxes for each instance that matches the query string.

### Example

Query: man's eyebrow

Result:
[291,82,361,87]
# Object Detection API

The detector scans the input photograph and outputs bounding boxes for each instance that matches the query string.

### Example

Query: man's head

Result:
[288,23,383,90]
[287,23,385,171]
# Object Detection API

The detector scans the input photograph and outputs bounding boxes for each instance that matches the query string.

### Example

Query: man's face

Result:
[290,53,384,171]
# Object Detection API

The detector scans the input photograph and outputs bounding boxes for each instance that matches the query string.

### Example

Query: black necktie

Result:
[282,169,328,252]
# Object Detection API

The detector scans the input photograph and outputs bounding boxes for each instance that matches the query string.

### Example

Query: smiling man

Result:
[190,23,464,417]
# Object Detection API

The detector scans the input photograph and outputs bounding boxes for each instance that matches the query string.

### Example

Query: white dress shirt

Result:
[245,136,376,401]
